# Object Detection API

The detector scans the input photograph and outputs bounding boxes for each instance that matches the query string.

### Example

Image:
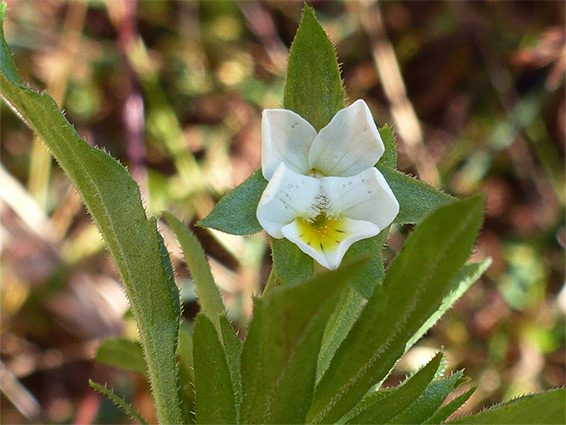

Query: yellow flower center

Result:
[296,213,347,253]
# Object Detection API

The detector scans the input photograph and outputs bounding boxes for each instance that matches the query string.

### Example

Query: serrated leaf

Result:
[423,386,476,424]
[447,388,566,424]
[343,352,444,424]
[388,371,466,424]
[270,237,314,286]
[284,5,344,131]
[377,125,397,169]
[89,380,149,425]
[198,169,267,235]
[164,212,225,332]
[407,258,492,350]
[0,8,181,424]
[378,166,454,224]
[240,257,368,424]
[193,313,237,424]
[94,338,146,376]
[307,195,485,424]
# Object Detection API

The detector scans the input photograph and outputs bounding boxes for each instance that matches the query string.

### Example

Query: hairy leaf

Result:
[447,388,566,424]
[95,338,146,376]
[343,352,445,424]
[378,166,454,224]
[240,258,367,424]
[0,7,181,423]
[198,169,267,235]
[89,381,149,425]
[284,5,344,131]
[164,212,225,332]
[307,196,485,423]
[193,314,237,424]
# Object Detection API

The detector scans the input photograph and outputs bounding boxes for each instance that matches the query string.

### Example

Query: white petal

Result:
[281,217,380,270]
[322,167,399,230]
[308,99,385,176]
[256,163,320,238]
[261,109,318,180]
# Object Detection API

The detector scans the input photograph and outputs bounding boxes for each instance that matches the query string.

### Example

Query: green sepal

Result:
[270,237,314,286]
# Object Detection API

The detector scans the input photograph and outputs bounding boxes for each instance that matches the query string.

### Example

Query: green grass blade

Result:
[193,313,237,424]
[164,212,226,332]
[240,258,368,424]
[0,7,181,423]
[307,196,484,424]
[446,388,566,424]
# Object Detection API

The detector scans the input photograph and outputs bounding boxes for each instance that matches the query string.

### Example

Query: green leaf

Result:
[89,380,149,425]
[198,169,267,235]
[388,371,467,424]
[177,323,196,424]
[271,237,314,286]
[240,257,368,424]
[317,287,365,383]
[423,386,476,424]
[377,125,397,169]
[284,5,344,131]
[164,212,226,332]
[407,258,492,350]
[0,8,182,424]
[94,338,146,376]
[219,314,243,415]
[193,313,237,424]
[307,195,485,424]
[447,388,566,425]
[342,228,388,299]
[343,352,444,424]
[378,166,454,224]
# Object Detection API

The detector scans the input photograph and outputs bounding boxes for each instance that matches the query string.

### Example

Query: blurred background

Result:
[1,0,564,423]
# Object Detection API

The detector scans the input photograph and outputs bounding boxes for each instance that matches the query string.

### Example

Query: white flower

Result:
[256,100,399,270]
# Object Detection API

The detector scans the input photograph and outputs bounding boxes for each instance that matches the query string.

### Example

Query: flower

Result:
[256,99,399,270]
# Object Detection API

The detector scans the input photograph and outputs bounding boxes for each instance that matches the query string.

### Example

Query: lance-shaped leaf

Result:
[270,237,314,286]
[388,371,468,424]
[240,258,367,424]
[342,352,445,424]
[198,169,267,235]
[423,386,476,424]
[95,338,146,376]
[446,388,565,425]
[284,5,345,131]
[193,313,237,424]
[164,212,225,331]
[307,195,485,424]
[379,166,454,224]
[0,6,181,424]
